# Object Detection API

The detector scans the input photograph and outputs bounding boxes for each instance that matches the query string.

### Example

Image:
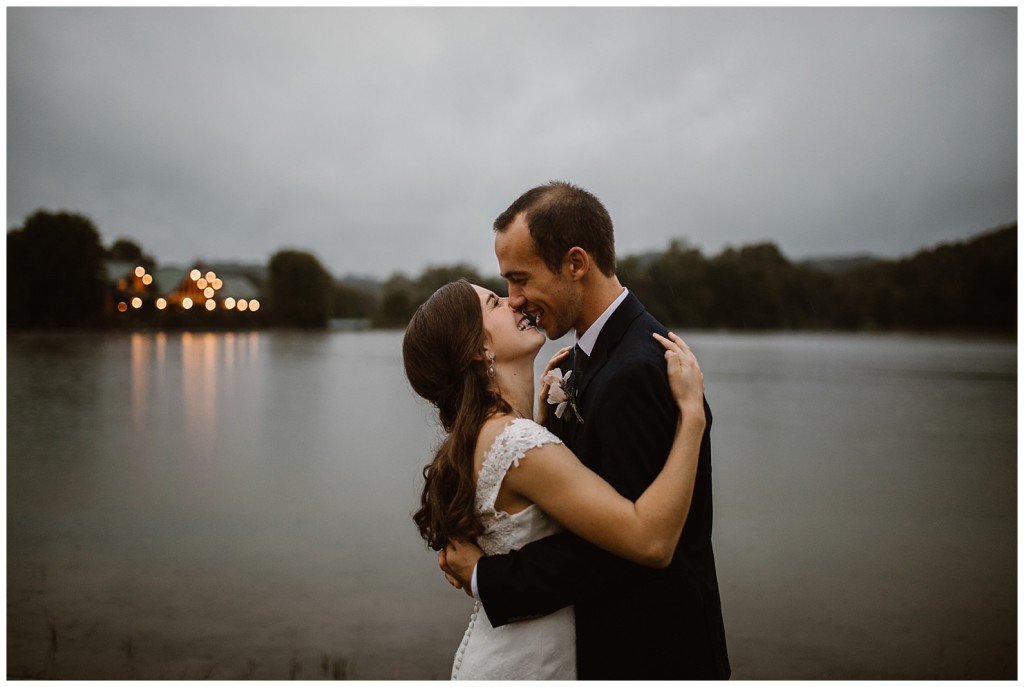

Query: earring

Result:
[486,351,496,378]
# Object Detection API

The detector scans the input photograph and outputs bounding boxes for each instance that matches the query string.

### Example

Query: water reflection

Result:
[181,332,218,444]
[7,331,1016,679]
[130,333,150,431]
[128,331,265,450]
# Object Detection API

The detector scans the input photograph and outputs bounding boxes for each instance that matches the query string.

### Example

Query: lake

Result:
[6,329,1016,679]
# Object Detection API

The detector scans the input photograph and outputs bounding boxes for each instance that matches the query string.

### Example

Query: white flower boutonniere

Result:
[542,368,584,424]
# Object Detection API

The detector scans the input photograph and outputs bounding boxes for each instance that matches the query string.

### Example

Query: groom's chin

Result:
[544,326,567,341]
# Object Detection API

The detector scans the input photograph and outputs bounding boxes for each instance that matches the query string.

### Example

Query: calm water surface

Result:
[7,330,1016,679]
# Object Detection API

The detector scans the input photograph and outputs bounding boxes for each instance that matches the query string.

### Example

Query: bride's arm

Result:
[503,333,705,569]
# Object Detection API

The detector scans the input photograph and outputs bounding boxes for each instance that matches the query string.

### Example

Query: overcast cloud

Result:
[7,7,1017,279]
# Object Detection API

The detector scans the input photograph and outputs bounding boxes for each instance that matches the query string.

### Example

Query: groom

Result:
[441,181,730,679]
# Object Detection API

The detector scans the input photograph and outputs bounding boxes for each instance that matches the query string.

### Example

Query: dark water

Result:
[7,330,1016,679]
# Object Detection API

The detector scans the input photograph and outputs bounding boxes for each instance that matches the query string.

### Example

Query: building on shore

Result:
[105,261,264,326]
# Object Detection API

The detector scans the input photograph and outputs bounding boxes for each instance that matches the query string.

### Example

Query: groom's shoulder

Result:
[616,293,665,333]
[600,305,669,378]
[620,304,668,352]
[596,293,667,370]
[606,320,668,377]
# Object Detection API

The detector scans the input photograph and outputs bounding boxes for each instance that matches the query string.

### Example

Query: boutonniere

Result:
[542,368,584,424]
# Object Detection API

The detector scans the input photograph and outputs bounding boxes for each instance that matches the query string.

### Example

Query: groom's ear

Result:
[565,247,590,281]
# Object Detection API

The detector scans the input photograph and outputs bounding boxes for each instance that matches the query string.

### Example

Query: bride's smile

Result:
[473,285,546,363]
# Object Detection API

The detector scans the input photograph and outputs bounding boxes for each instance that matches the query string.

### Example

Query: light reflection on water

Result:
[6,330,1017,679]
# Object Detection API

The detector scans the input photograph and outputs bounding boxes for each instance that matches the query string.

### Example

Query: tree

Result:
[706,243,791,329]
[373,273,417,328]
[8,210,107,328]
[827,224,1016,333]
[960,224,1016,331]
[106,238,155,267]
[647,240,714,327]
[333,280,377,319]
[266,249,333,328]
[370,263,505,328]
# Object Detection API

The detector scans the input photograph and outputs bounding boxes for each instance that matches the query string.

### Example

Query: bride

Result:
[402,279,707,680]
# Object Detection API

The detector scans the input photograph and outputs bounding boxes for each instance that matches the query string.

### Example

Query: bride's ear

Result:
[472,342,492,364]
[477,329,494,356]
[472,347,497,378]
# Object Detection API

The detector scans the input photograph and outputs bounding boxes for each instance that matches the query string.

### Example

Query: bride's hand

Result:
[440,539,484,598]
[654,332,705,416]
[536,346,573,425]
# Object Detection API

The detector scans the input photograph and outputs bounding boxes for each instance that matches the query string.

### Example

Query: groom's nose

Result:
[507,292,526,310]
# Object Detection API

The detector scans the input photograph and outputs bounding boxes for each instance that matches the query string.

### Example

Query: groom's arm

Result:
[476,356,683,627]
[475,530,633,625]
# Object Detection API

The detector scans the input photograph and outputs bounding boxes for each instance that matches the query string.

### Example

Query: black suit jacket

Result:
[476,292,730,679]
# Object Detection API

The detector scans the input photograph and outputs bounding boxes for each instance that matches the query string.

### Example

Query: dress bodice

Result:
[474,418,565,556]
[451,418,576,680]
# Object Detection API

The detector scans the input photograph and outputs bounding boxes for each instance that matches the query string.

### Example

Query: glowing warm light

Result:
[183,297,194,310]
[212,279,223,290]
[135,266,146,278]
[205,271,216,282]
[117,301,128,313]
[205,299,216,311]
[224,297,236,310]
[142,274,153,285]
[156,298,167,310]
[197,278,209,289]
[204,287,215,299]
[236,299,249,312]
[131,297,143,309]
[190,269,202,281]
[248,300,260,312]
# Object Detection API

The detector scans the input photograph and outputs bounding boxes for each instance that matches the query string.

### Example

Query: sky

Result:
[7,6,1017,280]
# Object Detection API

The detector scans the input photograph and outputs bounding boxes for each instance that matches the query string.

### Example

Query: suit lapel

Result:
[576,292,645,401]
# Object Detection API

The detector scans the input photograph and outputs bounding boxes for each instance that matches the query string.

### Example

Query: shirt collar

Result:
[576,287,629,356]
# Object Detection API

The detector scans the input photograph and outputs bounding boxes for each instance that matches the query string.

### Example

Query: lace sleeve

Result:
[475,419,562,515]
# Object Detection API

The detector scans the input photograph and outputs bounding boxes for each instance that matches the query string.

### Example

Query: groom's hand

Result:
[439,539,484,598]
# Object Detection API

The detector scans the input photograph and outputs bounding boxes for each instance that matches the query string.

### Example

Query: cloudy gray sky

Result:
[8,6,1017,279]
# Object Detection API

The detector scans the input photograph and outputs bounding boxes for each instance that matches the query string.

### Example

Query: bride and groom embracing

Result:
[402,181,731,680]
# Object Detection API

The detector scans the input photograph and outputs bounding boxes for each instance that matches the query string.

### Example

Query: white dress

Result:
[451,418,577,680]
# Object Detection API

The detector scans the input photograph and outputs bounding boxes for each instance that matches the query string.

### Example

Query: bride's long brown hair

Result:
[403,280,512,551]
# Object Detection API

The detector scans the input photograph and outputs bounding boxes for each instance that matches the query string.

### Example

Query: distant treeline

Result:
[364,223,1016,334]
[7,208,1016,334]
[618,225,1017,332]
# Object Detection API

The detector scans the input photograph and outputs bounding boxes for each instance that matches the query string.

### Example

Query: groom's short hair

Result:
[494,180,616,277]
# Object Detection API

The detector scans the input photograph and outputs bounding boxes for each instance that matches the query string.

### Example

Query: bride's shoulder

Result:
[483,412,521,428]
[482,414,562,453]
[477,415,546,452]
[473,414,518,475]
[478,413,523,443]
[474,416,565,487]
